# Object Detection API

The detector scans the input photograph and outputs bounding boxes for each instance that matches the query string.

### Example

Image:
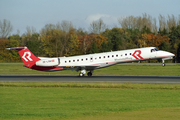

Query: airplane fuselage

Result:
[7,47,175,76]
[52,47,173,68]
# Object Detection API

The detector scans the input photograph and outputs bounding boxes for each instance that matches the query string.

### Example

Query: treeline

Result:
[0,14,180,62]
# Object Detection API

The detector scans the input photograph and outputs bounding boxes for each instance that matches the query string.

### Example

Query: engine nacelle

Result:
[36,58,60,67]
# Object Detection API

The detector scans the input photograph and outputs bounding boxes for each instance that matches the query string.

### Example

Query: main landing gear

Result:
[79,69,93,77]
[87,72,92,77]
[79,69,86,77]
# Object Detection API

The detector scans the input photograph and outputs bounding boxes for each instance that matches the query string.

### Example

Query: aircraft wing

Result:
[62,65,100,71]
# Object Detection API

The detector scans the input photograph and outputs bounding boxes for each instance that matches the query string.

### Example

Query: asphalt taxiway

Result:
[0,75,180,84]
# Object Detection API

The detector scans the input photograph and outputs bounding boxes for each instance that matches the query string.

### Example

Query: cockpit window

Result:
[151,49,155,52]
[151,48,159,52]
[155,48,159,51]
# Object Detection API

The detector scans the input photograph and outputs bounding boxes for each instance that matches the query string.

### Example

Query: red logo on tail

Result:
[22,52,33,62]
[132,50,143,59]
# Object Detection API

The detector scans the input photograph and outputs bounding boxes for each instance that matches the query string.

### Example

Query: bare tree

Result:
[159,14,166,31]
[178,15,180,26]
[152,18,157,33]
[0,19,13,39]
[167,14,177,31]
[118,14,156,33]
[89,19,107,34]
[56,20,73,33]
[26,26,36,37]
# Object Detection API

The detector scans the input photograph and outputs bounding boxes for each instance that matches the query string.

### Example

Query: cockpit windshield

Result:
[151,48,159,52]
[155,48,159,51]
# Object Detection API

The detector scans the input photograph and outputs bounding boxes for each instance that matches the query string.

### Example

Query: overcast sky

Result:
[0,0,180,35]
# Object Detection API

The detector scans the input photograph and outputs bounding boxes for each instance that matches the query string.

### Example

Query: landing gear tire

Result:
[162,63,165,67]
[87,72,92,77]
[162,59,165,67]
[79,73,84,77]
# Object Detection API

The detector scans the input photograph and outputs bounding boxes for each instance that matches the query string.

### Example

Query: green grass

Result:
[1,82,180,120]
[0,63,180,76]
[1,64,180,119]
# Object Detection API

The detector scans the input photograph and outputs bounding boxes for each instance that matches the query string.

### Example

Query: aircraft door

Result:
[58,58,60,65]
[150,49,156,59]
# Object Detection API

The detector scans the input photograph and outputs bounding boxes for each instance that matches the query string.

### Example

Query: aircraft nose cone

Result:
[170,52,175,57]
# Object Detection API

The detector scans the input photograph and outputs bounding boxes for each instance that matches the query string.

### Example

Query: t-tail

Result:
[6,47,40,68]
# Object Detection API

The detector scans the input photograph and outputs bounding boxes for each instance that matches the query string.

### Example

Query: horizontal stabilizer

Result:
[6,47,27,50]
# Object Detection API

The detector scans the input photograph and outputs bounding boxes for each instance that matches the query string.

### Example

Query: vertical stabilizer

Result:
[7,47,40,68]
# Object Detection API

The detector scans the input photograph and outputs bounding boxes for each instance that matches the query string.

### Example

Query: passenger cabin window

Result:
[112,55,114,57]
[69,60,71,62]
[99,57,101,59]
[81,59,83,61]
[104,56,105,58]
[65,61,67,63]
[77,59,79,62]
[86,58,88,60]
[108,56,110,58]
[73,60,75,62]
[116,55,118,57]
[130,53,132,55]
[125,53,127,56]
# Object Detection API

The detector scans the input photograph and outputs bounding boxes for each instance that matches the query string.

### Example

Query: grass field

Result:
[0,63,180,76]
[1,82,180,120]
[1,63,180,119]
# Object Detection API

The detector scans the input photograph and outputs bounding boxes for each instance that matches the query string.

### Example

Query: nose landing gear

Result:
[162,59,165,67]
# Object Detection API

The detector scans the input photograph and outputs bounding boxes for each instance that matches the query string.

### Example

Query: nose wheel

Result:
[162,63,165,67]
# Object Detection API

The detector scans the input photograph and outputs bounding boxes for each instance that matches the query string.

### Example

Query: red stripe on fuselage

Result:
[29,65,63,71]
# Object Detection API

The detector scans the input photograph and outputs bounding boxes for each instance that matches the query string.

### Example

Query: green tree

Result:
[102,28,123,51]
[41,29,64,57]
[68,34,79,56]
[26,40,43,56]
[169,25,180,59]
[90,42,99,53]
[100,41,110,52]
[176,43,180,63]
[159,41,170,52]
[0,39,20,62]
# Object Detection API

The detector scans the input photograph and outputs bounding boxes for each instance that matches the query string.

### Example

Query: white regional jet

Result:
[7,47,175,76]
